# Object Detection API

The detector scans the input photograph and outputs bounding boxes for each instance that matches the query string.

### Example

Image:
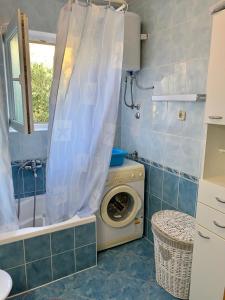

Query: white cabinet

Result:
[205,10,225,125]
[198,180,225,213]
[190,225,225,300]
[190,8,225,300]
[196,202,225,240]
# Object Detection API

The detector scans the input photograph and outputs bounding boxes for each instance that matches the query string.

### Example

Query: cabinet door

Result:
[205,10,225,125]
[190,225,225,300]
[198,180,225,214]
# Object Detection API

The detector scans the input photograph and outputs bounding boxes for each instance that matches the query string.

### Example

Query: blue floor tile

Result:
[12,239,178,300]
[178,178,198,217]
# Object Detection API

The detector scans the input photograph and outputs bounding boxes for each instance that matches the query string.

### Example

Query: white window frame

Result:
[4,9,33,134]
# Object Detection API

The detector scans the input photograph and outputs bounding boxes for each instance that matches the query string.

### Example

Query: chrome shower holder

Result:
[17,159,43,227]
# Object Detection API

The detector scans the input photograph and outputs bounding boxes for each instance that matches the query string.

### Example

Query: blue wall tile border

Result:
[128,156,199,243]
[0,221,97,297]
[11,160,46,200]
[134,156,199,184]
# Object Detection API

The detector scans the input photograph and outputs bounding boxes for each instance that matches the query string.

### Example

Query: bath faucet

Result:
[24,160,42,177]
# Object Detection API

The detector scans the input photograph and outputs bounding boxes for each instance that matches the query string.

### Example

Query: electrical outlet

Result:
[178,110,186,121]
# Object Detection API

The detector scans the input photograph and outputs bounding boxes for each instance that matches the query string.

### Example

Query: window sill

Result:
[9,123,48,133]
[34,123,48,131]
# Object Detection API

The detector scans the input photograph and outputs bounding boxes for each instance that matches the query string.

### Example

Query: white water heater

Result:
[123,12,141,72]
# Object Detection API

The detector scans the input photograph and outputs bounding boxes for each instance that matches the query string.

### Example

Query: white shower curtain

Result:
[46,2,124,224]
[0,77,18,232]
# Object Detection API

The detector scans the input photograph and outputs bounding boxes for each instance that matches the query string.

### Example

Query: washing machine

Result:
[96,159,145,251]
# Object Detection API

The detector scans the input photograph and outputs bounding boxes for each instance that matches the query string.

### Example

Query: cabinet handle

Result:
[208,116,223,120]
[213,221,225,229]
[198,231,210,239]
[216,197,225,204]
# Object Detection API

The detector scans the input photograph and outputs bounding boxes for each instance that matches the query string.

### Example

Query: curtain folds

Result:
[46,3,124,224]
[0,76,18,233]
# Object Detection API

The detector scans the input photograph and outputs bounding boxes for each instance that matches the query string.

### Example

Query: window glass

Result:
[29,42,55,123]
[9,33,20,78]
[13,81,23,123]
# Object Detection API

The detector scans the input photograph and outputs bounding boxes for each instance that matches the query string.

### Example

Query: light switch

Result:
[178,110,186,121]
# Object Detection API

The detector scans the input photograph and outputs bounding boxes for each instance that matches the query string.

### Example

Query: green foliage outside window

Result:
[31,63,53,123]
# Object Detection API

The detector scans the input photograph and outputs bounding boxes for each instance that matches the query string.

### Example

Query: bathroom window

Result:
[4,9,55,133]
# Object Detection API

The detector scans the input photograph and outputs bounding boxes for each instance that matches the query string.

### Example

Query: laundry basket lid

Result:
[151,210,195,245]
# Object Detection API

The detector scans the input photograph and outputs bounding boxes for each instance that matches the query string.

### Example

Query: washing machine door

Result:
[101,185,142,228]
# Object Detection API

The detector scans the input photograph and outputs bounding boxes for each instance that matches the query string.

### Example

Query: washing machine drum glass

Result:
[108,192,133,221]
[101,185,142,228]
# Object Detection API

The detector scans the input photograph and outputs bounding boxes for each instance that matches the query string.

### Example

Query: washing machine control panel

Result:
[106,167,145,186]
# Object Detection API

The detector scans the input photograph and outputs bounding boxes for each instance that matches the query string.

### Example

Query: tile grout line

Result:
[49,233,53,281]
[24,247,77,266]
[161,167,164,210]
[95,222,97,265]
[177,176,181,210]
[22,240,28,290]
[138,157,199,184]
[8,265,97,299]
[74,227,76,272]
[75,241,97,250]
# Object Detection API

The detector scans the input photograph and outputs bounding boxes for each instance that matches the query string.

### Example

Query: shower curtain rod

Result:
[71,0,128,12]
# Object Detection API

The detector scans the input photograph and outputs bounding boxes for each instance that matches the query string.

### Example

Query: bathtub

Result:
[0,195,97,297]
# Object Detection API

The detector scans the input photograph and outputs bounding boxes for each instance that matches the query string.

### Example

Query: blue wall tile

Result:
[26,257,52,289]
[146,194,161,220]
[163,171,179,207]
[0,241,24,269]
[162,201,176,211]
[76,244,96,272]
[8,266,27,295]
[52,250,75,280]
[120,0,211,178]
[146,219,154,243]
[12,165,24,199]
[149,166,163,198]
[75,223,96,248]
[1,222,97,296]
[23,168,44,195]
[42,162,46,192]
[51,228,74,254]
[139,159,198,242]
[11,162,46,200]
[178,178,198,217]
[24,235,51,262]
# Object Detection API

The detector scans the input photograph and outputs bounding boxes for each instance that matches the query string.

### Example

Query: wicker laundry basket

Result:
[151,210,195,299]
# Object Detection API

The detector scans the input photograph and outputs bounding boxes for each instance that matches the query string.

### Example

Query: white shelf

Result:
[152,94,206,102]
